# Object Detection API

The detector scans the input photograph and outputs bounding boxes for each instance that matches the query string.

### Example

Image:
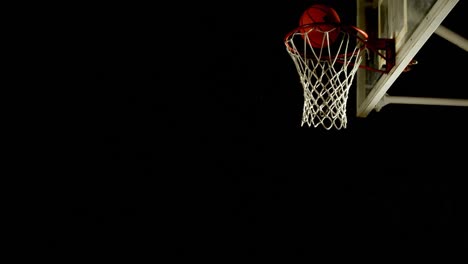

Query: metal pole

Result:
[435,25,468,52]
[376,95,468,111]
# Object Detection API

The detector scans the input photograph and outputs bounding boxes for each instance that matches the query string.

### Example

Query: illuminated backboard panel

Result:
[356,0,460,117]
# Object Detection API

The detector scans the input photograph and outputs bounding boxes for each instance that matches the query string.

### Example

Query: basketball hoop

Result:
[284,5,395,129]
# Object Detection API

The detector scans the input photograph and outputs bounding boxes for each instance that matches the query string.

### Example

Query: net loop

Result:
[284,23,368,129]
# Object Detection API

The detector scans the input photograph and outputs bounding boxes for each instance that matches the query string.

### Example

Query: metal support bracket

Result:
[360,38,396,73]
[376,94,468,112]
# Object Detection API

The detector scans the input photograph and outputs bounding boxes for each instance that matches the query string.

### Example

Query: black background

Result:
[45,0,467,260]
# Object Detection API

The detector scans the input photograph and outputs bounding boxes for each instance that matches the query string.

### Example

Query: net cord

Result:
[285,26,365,129]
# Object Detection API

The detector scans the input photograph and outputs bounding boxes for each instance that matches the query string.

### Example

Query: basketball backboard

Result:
[356,0,461,117]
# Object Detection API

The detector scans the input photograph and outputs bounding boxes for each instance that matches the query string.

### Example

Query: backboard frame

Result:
[356,0,460,117]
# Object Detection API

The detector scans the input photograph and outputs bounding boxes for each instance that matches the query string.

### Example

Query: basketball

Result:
[299,4,341,48]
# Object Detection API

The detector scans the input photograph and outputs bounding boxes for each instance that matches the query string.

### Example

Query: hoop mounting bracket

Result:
[362,38,396,73]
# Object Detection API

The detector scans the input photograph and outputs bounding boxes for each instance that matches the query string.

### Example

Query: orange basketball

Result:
[299,4,341,48]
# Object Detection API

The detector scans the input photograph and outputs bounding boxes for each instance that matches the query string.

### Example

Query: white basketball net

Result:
[285,26,365,130]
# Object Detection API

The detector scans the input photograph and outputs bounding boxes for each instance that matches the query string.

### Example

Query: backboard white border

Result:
[356,0,459,117]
